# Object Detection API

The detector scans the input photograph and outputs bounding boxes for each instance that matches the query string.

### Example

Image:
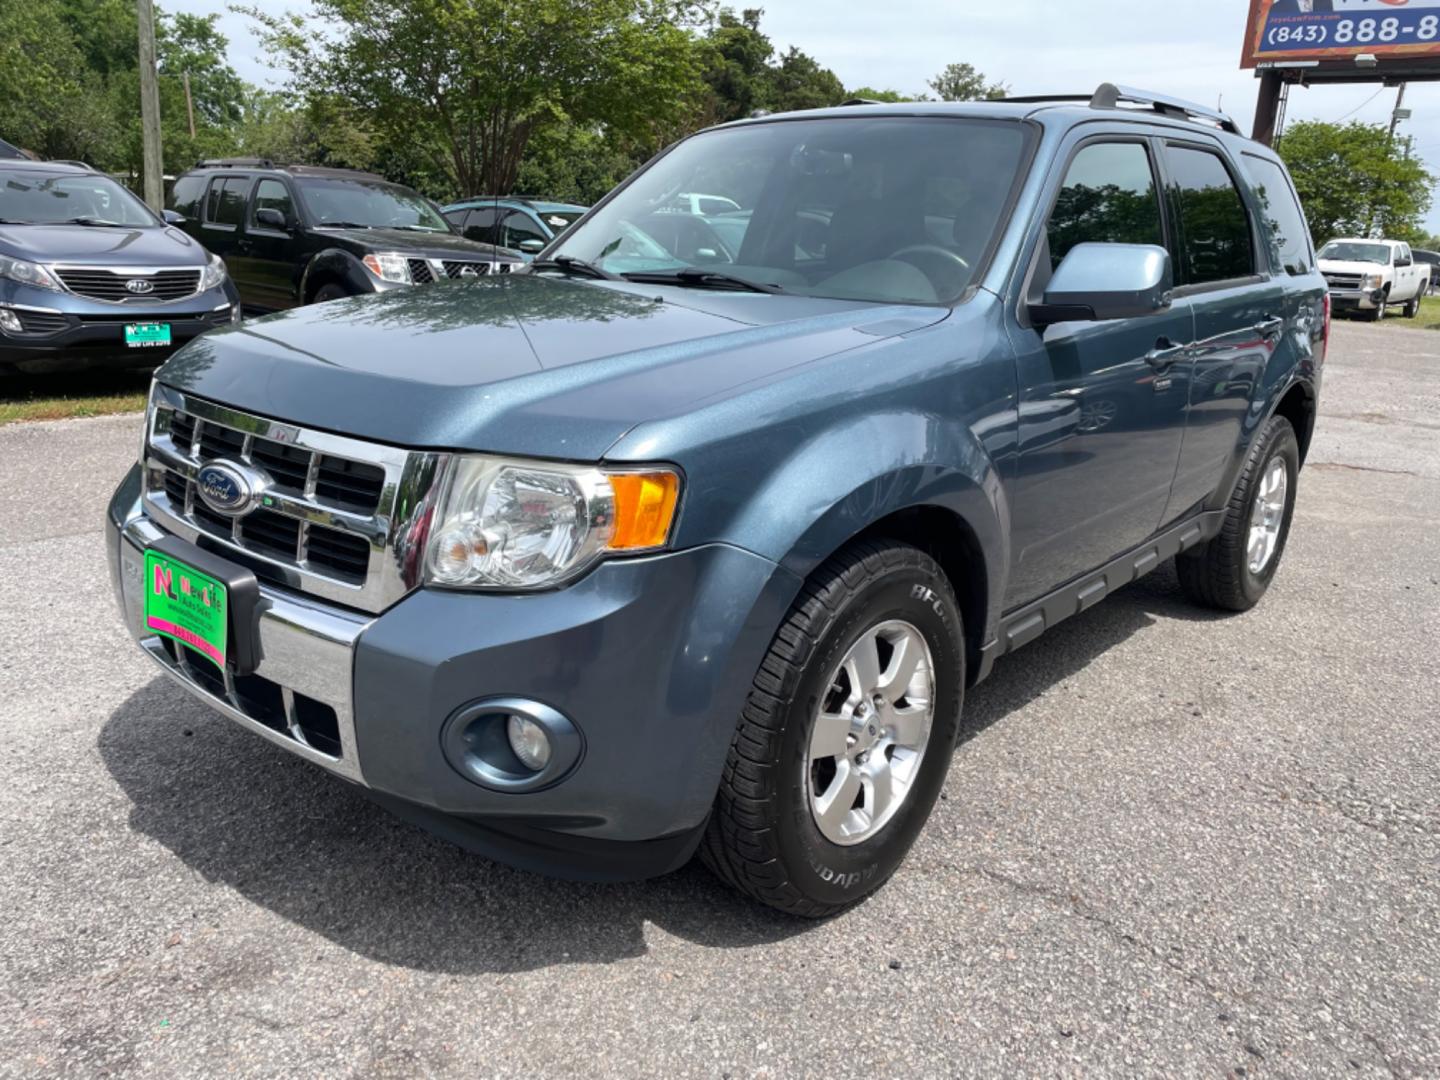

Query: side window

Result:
[501,210,546,248]
[169,175,204,218]
[1046,142,1164,270]
[1163,146,1254,285]
[251,179,293,228]
[205,176,249,228]
[443,209,467,229]
[1239,154,1313,275]
[462,207,498,243]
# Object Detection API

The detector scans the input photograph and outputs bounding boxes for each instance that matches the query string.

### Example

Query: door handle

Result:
[1144,337,1187,370]
[1253,316,1284,341]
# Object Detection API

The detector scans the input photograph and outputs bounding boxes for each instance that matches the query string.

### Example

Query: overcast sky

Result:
[177,0,1440,229]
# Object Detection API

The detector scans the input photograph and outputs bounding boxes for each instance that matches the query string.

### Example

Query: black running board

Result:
[974,510,1225,683]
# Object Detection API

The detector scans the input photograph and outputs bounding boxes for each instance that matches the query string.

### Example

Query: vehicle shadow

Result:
[98,561,1230,975]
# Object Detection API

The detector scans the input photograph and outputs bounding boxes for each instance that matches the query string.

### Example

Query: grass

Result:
[1362,293,1440,331]
[0,370,150,425]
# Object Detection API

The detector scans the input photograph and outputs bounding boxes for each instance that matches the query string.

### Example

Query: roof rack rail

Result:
[48,159,95,171]
[841,97,884,106]
[196,157,275,169]
[1003,83,1241,135]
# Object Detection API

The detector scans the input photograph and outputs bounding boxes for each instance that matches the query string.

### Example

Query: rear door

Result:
[200,173,253,298]
[1157,140,1284,523]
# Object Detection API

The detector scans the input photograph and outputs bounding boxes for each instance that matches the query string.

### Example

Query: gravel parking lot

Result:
[2,319,1438,1078]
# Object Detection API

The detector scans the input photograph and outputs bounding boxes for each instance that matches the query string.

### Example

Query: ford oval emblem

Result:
[195,460,268,517]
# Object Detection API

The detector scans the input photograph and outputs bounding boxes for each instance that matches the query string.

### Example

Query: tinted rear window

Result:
[1242,155,1312,275]
[1163,146,1254,285]
[205,176,250,227]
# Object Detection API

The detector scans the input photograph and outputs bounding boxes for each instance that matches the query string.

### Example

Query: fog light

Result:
[507,714,551,771]
[0,308,21,334]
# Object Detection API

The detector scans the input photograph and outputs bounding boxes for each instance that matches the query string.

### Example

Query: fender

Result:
[720,412,1008,645]
[298,248,372,302]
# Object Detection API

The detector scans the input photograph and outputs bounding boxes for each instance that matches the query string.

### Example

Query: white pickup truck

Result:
[1317,237,1431,320]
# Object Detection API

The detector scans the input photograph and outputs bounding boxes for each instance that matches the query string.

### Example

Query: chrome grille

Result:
[441,260,492,278]
[1325,273,1363,290]
[55,267,202,303]
[142,386,447,613]
[407,258,437,284]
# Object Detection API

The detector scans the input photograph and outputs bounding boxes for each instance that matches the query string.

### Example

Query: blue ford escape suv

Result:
[107,86,1325,916]
[1,160,237,374]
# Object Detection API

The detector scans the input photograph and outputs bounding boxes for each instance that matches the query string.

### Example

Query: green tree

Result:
[1279,120,1434,243]
[927,62,1007,102]
[241,0,710,198]
[845,87,919,104]
[0,1,116,162]
[698,8,845,122]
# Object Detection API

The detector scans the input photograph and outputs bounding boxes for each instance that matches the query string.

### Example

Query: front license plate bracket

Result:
[143,535,264,674]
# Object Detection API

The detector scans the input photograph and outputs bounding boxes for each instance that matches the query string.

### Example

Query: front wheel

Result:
[1366,294,1388,321]
[312,282,351,304]
[701,540,965,917]
[1177,415,1299,612]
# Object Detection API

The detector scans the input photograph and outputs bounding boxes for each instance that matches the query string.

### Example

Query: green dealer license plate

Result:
[143,550,228,668]
[125,322,172,349]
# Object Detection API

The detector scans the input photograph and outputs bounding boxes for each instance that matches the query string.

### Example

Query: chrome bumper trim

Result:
[117,508,371,785]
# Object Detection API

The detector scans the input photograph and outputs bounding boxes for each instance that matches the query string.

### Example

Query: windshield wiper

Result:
[312,221,374,230]
[622,267,784,294]
[530,255,620,281]
[52,217,129,227]
[389,224,444,232]
[0,218,31,224]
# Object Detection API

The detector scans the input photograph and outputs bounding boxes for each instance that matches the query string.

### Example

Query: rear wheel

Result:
[701,540,964,917]
[1404,293,1421,318]
[1177,415,1299,612]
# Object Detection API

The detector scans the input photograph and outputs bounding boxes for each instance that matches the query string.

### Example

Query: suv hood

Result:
[309,226,518,261]
[158,274,945,459]
[0,223,208,266]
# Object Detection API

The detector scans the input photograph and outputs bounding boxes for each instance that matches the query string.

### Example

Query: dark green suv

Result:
[167,159,522,311]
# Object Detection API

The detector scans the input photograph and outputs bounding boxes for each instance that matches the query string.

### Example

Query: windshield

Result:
[549,117,1032,304]
[0,170,156,226]
[296,178,450,231]
[1319,241,1391,265]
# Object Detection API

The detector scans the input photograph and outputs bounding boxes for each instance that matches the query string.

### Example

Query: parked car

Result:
[1412,248,1440,294]
[1,159,238,374]
[1317,237,1430,319]
[0,137,26,160]
[108,85,1324,915]
[167,160,522,311]
[441,196,588,259]
[668,191,742,215]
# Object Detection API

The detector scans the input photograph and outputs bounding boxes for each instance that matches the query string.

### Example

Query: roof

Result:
[725,84,1253,145]
[0,158,95,175]
[187,159,388,182]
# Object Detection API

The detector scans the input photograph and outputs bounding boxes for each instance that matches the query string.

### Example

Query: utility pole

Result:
[183,71,196,140]
[1387,81,1409,146]
[136,0,164,212]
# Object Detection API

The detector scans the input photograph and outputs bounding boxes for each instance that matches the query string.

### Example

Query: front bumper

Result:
[0,280,240,373]
[107,466,798,880]
[1327,287,1385,311]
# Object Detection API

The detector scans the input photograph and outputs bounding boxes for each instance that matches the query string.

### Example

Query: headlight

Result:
[0,254,63,293]
[362,252,412,284]
[199,252,227,291]
[425,456,681,589]
[1362,273,1385,289]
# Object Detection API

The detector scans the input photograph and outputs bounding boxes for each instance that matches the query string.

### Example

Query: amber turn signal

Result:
[605,471,680,550]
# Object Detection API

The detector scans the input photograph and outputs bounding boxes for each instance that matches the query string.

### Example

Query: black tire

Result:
[1404,293,1420,318]
[312,282,350,304]
[700,540,965,917]
[1366,294,1387,321]
[1177,415,1299,612]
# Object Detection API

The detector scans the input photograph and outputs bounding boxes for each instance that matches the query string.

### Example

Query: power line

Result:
[1332,87,1386,123]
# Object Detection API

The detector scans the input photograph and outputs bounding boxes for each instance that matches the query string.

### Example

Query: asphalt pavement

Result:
[2,319,1438,1077]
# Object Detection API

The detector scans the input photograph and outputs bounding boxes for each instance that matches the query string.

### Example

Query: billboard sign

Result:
[1243,0,1440,68]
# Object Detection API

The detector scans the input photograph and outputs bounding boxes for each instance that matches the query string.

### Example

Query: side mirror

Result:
[1030,242,1173,327]
[517,238,546,254]
[162,209,185,225]
[254,207,290,231]
[1396,256,1412,267]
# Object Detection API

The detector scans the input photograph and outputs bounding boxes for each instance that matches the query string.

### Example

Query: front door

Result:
[1005,137,1194,609]
[235,178,301,312]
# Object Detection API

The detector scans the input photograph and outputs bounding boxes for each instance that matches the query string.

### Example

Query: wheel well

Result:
[304,271,342,303]
[851,506,989,683]
[1274,382,1316,465]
